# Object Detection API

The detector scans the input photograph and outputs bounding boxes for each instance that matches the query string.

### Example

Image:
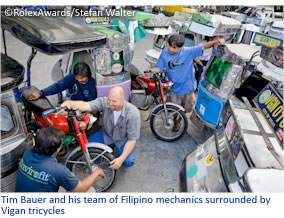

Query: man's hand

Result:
[144,68,152,76]
[27,93,40,101]
[109,157,124,169]
[216,37,225,45]
[71,168,105,192]
[60,100,73,110]
[94,168,105,179]
[61,100,92,112]
[145,67,161,76]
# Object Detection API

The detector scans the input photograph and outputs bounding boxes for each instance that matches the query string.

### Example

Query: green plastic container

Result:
[205,57,231,88]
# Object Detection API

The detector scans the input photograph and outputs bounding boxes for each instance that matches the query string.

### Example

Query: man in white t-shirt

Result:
[256,8,266,25]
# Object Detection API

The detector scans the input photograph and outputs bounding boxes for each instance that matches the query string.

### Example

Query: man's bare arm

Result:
[71,168,105,192]
[61,100,91,112]
[203,37,225,50]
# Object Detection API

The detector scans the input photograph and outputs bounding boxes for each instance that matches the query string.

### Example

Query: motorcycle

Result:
[131,71,188,142]
[2,14,119,192]
[21,86,117,192]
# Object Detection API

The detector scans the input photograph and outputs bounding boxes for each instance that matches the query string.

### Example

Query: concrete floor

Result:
[1,20,213,192]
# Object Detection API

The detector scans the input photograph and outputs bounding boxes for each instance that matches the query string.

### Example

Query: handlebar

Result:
[144,70,162,81]
[144,70,173,88]
[42,106,83,119]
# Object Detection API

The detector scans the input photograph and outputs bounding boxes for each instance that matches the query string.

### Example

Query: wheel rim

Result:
[68,151,115,192]
[152,108,186,140]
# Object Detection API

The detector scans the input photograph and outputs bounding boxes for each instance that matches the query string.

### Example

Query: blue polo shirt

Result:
[16,147,79,192]
[155,46,203,95]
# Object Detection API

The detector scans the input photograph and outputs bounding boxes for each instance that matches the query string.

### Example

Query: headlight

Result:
[87,114,97,130]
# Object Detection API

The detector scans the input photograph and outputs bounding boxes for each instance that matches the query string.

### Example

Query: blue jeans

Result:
[88,130,136,167]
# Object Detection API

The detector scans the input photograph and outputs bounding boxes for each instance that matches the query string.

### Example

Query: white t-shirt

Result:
[113,110,122,125]
[256,10,266,24]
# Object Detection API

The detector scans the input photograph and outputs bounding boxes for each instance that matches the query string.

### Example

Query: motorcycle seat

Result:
[21,86,53,114]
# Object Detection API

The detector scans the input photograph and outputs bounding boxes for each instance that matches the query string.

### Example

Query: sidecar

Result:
[180,12,242,47]
[1,15,108,104]
[1,54,33,192]
[141,13,174,67]
[179,45,284,193]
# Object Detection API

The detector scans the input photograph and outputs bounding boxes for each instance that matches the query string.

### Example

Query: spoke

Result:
[66,160,86,165]
[69,151,115,192]
[152,109,185,139]
[90,151,107,163]
[151,112,165,119]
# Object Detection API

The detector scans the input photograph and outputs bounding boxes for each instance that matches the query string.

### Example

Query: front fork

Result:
[82,149,94,173]
[73,119,93,173]
[159,81,170,125]
[147,81,171,123]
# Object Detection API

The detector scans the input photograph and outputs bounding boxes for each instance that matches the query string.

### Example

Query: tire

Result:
[138,105,151,111]
[66,147,117,192]
[150,104,188,142]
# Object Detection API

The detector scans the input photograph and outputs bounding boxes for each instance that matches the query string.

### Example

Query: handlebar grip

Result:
[42,108,56,116]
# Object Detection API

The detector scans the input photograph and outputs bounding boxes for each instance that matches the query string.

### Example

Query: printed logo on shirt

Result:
[71,84,78,95]
[168,59,184,70]
[18,159,50,184]
[83,90,90,97]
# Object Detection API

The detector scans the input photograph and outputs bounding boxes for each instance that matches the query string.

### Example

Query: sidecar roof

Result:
[1,15,107,55]
[1,53,25,92]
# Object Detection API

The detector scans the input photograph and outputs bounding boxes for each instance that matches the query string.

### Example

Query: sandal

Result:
[172,116,181,132]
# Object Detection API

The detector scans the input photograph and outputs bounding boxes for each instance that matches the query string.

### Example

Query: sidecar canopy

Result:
[1,15,107,55]
[1,53,25,92]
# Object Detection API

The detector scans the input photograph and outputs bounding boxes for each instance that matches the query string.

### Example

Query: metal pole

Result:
[2,29,7,55]
[26,48,37,87]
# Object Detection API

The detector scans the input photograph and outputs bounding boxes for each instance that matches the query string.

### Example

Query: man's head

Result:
[168,34,184,54]
[33,127,65,156]
[74,62,92,84]
[107,86,125,111]
[262,8,265,13]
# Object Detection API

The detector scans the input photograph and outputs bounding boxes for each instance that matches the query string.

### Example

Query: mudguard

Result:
[151,102,185,113]
[147,102,185,120]
[64,142,113,165]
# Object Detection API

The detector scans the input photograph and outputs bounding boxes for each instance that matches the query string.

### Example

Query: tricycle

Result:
[1,15,118,192]
[179,43,284,192]
[1,53,33,192]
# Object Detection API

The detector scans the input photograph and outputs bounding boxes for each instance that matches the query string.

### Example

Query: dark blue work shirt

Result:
[40,74,97,101]
[16,147,79,192]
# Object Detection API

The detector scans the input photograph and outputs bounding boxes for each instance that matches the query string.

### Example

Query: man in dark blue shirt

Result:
[27,62,97,102]
[16,127,105,192]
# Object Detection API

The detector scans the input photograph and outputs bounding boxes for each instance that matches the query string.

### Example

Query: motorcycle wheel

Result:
[150,104,188,142]
[66,147,117,192]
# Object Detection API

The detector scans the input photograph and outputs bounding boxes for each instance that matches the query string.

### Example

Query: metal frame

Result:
[242,96,283,167]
